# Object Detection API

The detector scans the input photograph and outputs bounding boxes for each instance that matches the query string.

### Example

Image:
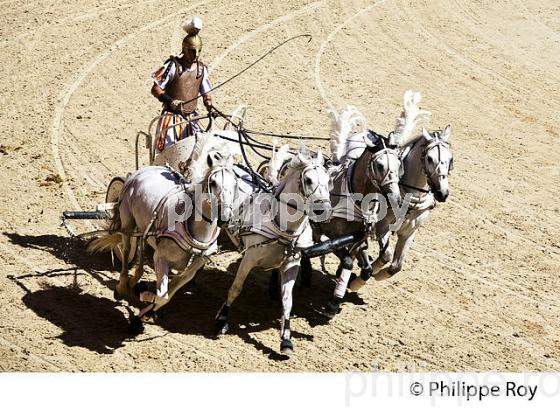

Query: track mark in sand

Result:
[387,282,550,366]
[0,336,63,371]
[209,0,325,73]
[51,1,209,212]
[450,201,560,258]
[0,242,65,371]
[411,244,560,315]
[314,0,388,111]
[392,4,560,257]
[515,0,560,40]
[9,0,161,44]
[401,1,560,105]
[165,334,240,371]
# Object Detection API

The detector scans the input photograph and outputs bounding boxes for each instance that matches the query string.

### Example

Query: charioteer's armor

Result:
[151,17,213,152]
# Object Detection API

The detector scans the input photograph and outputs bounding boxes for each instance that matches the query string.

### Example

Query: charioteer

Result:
[151,16,213,153]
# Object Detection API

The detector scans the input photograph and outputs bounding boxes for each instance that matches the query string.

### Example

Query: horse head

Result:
[189,133,238,225]
[280,146,333,222]
[364,134,402,206]
[421,125,453,202]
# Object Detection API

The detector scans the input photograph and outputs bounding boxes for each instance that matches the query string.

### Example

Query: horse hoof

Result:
[374,270,393,281]
[348,277,367,292]
[128,316,144,335]
[325,297,343,317]
[215,320,229,336]
[280,338,293,356]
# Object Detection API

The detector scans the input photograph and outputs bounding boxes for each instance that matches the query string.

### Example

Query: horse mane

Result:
[329,106,366,162]
[189,132,233,183]
[391,90,431,146]
[267,140,291,184]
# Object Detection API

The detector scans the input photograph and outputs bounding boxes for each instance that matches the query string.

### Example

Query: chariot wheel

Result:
[105,176,137,265]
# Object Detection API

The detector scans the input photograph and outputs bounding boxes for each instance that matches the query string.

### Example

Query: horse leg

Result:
[300,230,322,287]
[353,218,392,288]
[375,211,427,280]
[155,254,206,312]
[348,243,375,292]
[279,262,299,355]
[115,200,136,299]
[128,237,144,291]
[326,250,353,317]
[215,250,255,335]
[137,241,171,316]
[115,234,132,298]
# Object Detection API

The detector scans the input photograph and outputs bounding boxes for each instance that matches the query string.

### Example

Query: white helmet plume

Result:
[182,16,203,35]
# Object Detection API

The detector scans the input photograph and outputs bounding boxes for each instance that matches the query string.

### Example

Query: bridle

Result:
[300,164,332,198]
[274,162,331,217]
[366,139,400,192]
[421,137,453,190]
[197,166,237,224]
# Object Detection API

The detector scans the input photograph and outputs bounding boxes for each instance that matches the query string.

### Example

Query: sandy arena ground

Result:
[1,0,559,371]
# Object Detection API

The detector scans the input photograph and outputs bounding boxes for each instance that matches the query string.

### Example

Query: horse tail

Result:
[88,201,123,254]
[108,200,122,233]
[87,232,122,254]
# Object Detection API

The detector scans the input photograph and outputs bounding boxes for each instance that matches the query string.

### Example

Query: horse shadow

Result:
[4,232,132,353]
[20,284,130,354]
[4,231,367,358]
[152,260,366,359]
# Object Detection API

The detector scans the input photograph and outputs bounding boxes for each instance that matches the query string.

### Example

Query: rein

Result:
[176,34,313,109]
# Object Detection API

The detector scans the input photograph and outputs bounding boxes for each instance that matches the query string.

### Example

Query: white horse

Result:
[88,133,238,331]
[215,145,332,355]
[349,125,453,289]
[300,91,429,314]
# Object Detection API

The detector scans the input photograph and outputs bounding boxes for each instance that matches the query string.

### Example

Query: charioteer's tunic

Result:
[151,58,212,152]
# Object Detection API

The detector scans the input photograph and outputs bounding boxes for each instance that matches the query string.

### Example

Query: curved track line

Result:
[51,1,209,212]
[314,0,388,111]
[392,2,560,255]
[378,0,560,122]
[209,0,325,73]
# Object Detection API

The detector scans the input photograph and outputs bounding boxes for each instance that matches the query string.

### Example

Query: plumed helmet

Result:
[182,16,203,54]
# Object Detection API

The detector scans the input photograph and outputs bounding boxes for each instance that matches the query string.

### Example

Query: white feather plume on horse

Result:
[182,16,203,35]
[391,90,431,146]
[328,106,367,162]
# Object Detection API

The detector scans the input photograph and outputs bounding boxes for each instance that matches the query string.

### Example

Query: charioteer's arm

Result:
[151,83,172,105]
[152,82,187,111]
[200,65,213,111]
